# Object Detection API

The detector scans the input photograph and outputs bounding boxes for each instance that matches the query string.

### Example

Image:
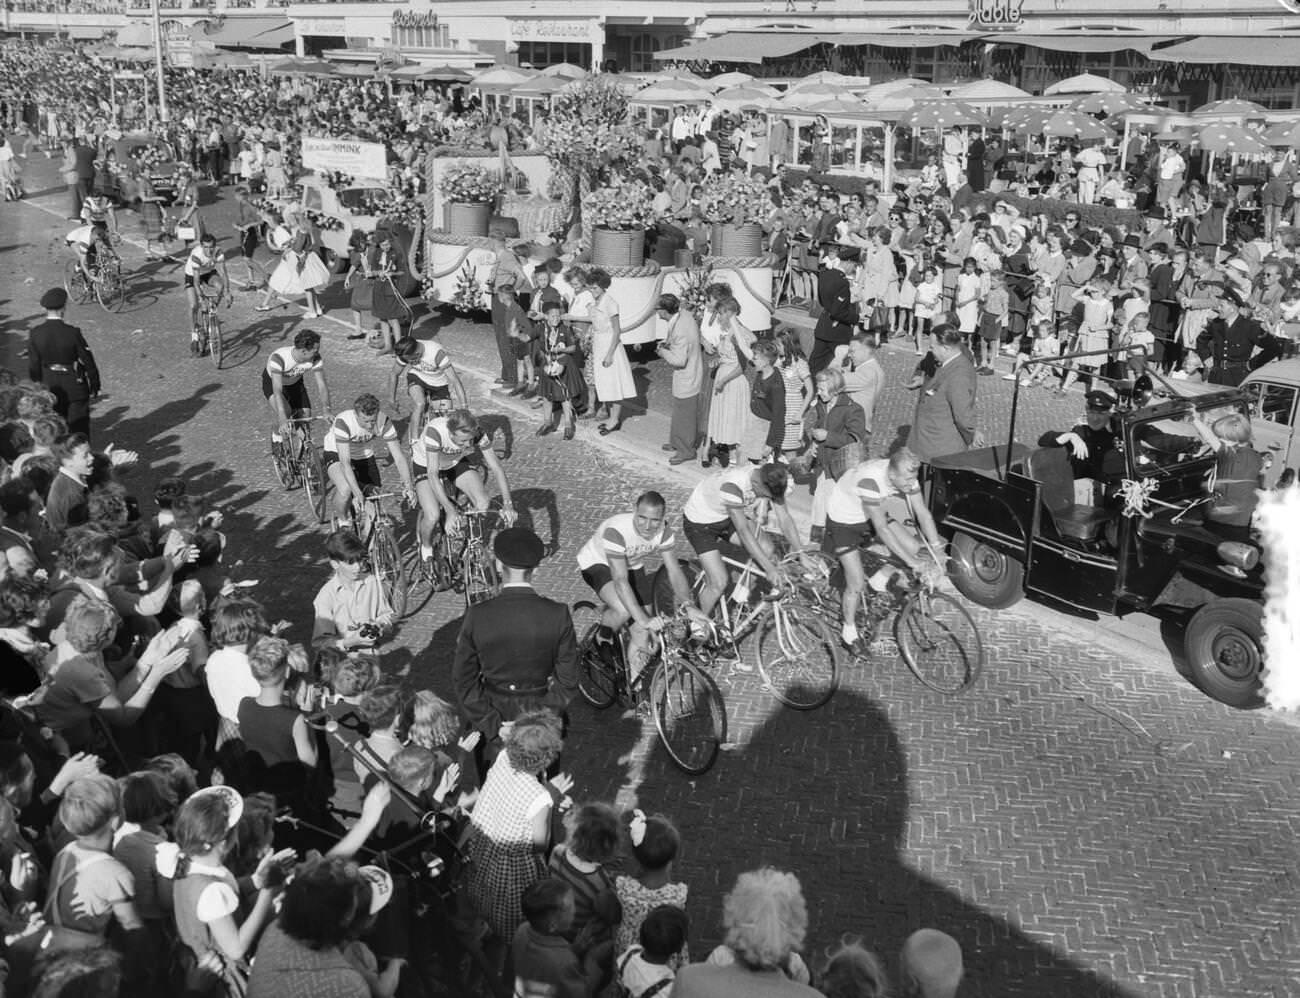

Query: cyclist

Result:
[681,462,804,618]
[823,446,945,651]
[576,491,698,681]
[322,393,416,529]
[66,191,117,285]
[183,233,231,355]
[412,408,516,563]
[264,329,332,455]
[390,334,466,442]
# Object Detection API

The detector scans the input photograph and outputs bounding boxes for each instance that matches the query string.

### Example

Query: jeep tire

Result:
[949,532,1024,610]
[1184,599,1264,709]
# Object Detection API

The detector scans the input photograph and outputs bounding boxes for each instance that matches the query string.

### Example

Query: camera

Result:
[358,622,382,642]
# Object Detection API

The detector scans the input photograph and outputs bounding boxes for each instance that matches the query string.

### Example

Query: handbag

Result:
[867,303,889,331]
[824,438,863,480]
[351,275,375,312]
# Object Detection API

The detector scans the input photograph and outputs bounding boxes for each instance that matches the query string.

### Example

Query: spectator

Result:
[899,929,963,998]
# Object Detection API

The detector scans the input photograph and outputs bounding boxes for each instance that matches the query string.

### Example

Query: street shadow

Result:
[565,685,1130,998]
[510,486,560,556]
[477,410,514,461]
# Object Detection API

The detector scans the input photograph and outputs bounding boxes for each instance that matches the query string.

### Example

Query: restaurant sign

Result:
[393,10,439,30]
[508,19,601,43]
[968,0,1024,31]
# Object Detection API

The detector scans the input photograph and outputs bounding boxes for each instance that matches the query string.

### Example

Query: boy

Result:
[617,904,688,998]
[498,283,539,400]
[513,877,605,998]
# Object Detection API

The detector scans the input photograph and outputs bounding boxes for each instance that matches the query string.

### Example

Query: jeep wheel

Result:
[1184,599,1264,709]
[949,532,1024,609]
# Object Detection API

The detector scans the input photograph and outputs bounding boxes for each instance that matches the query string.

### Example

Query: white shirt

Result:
[205,647,258,723]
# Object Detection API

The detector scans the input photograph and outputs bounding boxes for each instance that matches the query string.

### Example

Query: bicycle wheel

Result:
[300,445,328,523]
[371,523,410,620]
[63,260,91,304]
[95,265,126,313]
[577,620,621,709]
[755,602,839,710]
[651,559,700,616]
[207,312,224,368]
[269,436,294,489]
[462,544,499,608]
[650,655,726,775]
[894,591,985,695]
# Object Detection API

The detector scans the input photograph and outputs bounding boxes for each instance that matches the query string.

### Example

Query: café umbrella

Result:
[1044,73,1127,96]
[1263,121,1300,149]
[1072,91,1147,117]
[1194,98,1269,118]
[1040,109,1114,141]
[1197,123,1270,156]
[712,86,778,112]
[897,101,988,130]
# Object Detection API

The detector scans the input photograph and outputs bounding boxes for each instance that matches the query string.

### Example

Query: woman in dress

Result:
[465,709,567,947]
[703,296,756,469]
[262,140,288,199]
[773,329,812,457]
[586,269,637,436]
[367,230,409,356]
[533,298,583,439]
[343,231,377,341]
[260,206,330,317]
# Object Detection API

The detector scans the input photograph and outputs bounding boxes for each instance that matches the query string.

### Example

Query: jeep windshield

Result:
[1128,396,1244,478]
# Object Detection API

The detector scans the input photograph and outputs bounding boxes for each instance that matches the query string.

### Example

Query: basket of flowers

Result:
[583,178,656,267]
[698,173,770,257]
[439,163,503,237]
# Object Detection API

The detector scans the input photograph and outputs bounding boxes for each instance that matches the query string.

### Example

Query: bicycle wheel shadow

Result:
[566,684,1128,998]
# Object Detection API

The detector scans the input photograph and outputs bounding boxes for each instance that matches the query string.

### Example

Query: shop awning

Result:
[1147,35,1300,67]
[654,32,836,63]
[835,32,979,49]
[995,33,1174,54]
[206,15,293,50]
[67,26,106,40]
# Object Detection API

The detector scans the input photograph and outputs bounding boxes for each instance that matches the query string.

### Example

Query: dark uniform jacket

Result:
[452,585,578,738]
[1196,315,1279,386]
[28,319,101,400]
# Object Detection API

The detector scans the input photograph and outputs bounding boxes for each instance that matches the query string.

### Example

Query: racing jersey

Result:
[825,458,919,525]
[682,467,759,525]
[402,340,454,388]
[265,345,322,386]
[415,416,490,471]
[576,512,677,572]
[323,409,397,459]
[184,245,225,278]
[82,196,111,227]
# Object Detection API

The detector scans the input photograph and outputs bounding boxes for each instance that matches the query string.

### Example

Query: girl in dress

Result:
[258,207,329,317]
[745,340,787,464]
[615,811,689,967]
[586,269,636,436]
[563,267,598,418]
[262,140,287,199]
[533,298,584,440]
[702,296,756,469]
[773,329,812,455]
[1062,276,1114,394]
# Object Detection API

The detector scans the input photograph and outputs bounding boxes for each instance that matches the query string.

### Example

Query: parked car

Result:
[1240,358,1300,487]
[112,133,186,204]
[930,357,1272,709]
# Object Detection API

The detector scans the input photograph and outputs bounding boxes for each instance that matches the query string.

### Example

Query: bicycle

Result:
[417,507,500,609]
[270,412,330,524]
[63,251,126,313]
[345,487,411,620]
[574,602,727,775]
[195,286,227,367]
[800,536,985,695]
[652,548,841,711]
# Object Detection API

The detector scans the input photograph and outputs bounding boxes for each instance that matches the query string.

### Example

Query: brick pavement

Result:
[3,168,1300,998]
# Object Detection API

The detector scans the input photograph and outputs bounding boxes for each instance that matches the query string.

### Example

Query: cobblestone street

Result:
[2,170,1299,998]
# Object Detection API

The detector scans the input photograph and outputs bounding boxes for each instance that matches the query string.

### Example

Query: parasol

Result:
[1044,73,1128,96]
[708,71,756,88]
[1040,109,1115,141]
[270,58,336,76]
[1072,92,1148,117]
[632,79,714,103]
[803,95,871,116]
[539,62,587,79]
[1194,98,1269,117]
[711,86,778,112]
[898,100,988,130]
[1197,123,1270,156]
[1263,120,1300,149]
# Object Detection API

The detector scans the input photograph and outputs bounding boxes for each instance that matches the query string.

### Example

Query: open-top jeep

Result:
[928,351,1282,709]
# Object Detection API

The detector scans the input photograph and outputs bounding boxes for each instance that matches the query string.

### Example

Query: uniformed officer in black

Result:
[1043,390,1123,504]
[1196,288,1279,387]
[27,287,100,438]
[452,527,578,761]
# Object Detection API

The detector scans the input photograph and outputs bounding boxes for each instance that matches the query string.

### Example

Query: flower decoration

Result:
[447,262,489,315]
[582,178,657,232]
[304,209,346,233]
[676,263,715,320]
[133,144,170,172]
[698,173,771,227]
[438,163,503,205]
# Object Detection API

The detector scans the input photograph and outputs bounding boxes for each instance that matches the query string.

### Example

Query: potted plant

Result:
[698,173,771,257]
[438,163,503,237]
[583,178,657,267]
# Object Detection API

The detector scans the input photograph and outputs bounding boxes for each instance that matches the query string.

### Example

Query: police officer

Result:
[27,287,100,438]
[1044,390,1123,505]
[1196,288,1279,387]
[452,526,578,764]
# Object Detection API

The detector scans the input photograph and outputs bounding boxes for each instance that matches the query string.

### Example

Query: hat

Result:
[1147,241,1171,257]
[1143,206,1165,220]
[1220,288,1245,308]
[1122,233,1142,249]
[189,785,244,829]
[40,287,68,311]
[1069,239,1093,257]
[1223,258,1251,278]
[493,527,544,570]
[1086,390,1116,412]
[359,866,394,914]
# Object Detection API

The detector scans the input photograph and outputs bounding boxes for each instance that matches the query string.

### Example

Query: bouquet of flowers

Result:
[582,178,657,232]
[698,173,771,226]
[438,163,503,205]
[133,145,170,171]
[676,263,715,320]
[323,170,354,190]
[448,262,489,315]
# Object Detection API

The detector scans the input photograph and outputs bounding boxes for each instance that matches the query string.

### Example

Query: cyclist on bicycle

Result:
[823,446,946,651]
[412,408,516,563]
[577,491,698,682]
[681,463,804,618]
[322,393,416,529]
[184,233,231,353]
[391,334,466,442]
[66,192,117,284]
[264,329,332,454]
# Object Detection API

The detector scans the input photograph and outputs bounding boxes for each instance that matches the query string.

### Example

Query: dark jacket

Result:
[452,585,578,738]
[749,370,787,453]
[804,392,867,476]
[813,267,859,346]
[1196,314,1280,386]
[28,319,100,398]
[907,351,978,461]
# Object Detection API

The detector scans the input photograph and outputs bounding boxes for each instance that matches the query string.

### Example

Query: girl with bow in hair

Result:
[615,809,689,967]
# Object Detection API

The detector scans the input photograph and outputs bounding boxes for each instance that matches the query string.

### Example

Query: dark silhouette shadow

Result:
[477,411,514,461]
[509,486,560,556]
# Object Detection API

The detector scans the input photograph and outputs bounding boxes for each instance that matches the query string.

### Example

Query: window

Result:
[1246,382,1298,427]
[393,23,449,50]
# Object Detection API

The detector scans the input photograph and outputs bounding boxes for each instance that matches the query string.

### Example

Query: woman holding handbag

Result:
[803,367,866,544]
[343,230,376,340]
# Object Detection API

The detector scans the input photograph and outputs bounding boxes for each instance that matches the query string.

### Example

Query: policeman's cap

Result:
[1086,390,1116,412]
[1219,288,1245,308]
[494,527,544,569]
[40,287,68,311]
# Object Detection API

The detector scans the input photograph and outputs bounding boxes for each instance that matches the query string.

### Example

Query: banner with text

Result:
[301,136,388,181]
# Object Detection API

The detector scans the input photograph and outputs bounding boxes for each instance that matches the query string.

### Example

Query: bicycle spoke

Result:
[894,592,985,695]
[650,658,725,775]
[576,618,621,709]
[756,604,839,710]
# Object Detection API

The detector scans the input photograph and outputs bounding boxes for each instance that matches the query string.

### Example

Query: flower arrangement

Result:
[304,209,346,233]
[698,173,772,227]
[439,163,503,205]
[133,145,170,172]
[676,263,715,320]
[323,170,355,190]
[582,178,657,232]
[448,262,489,315]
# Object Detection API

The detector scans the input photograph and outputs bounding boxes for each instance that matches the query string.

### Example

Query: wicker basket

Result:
[445,202,491,238]
[710,222,763,257]
[591,228,646,268]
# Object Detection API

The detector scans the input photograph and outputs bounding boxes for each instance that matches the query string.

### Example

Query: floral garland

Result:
[583,178,656,232]
[439,163,502,205]
[698,173,771,227]
[305,209,345,233]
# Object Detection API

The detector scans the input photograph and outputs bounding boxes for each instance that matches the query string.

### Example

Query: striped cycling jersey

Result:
[575,512,676,571]
[323,409,397,458]
[265,345,323,386]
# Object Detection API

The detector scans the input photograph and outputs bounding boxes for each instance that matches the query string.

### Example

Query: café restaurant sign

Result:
[508,18,601,43]
[393,9,439,30]
[968,0,1024,31]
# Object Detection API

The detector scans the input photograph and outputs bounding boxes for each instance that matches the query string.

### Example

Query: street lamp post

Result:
[151,0,169,122]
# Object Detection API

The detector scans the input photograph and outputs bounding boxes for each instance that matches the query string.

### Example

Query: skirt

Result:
[350,276,375,313]
[537,354,584,403]
[371,276,407,321]
[591,331,637,402]
[707,365,751,446]
[269,249,329,297]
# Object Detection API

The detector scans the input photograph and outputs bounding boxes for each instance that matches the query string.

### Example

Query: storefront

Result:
[508,17,604,70]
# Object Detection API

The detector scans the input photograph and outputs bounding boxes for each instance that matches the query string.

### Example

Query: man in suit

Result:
[655,293,705,465]
[28,287,100,438]
[1196,289,1280,387]
[809,190,840,246]
[907,324,983,462]
[452,527,578,764]
[73,139,96,211]
[809,246,860,376]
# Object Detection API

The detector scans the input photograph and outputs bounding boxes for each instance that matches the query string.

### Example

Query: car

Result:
[112,133,186,204]
[929,353,1271,710]
[1240,358,1300,487]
